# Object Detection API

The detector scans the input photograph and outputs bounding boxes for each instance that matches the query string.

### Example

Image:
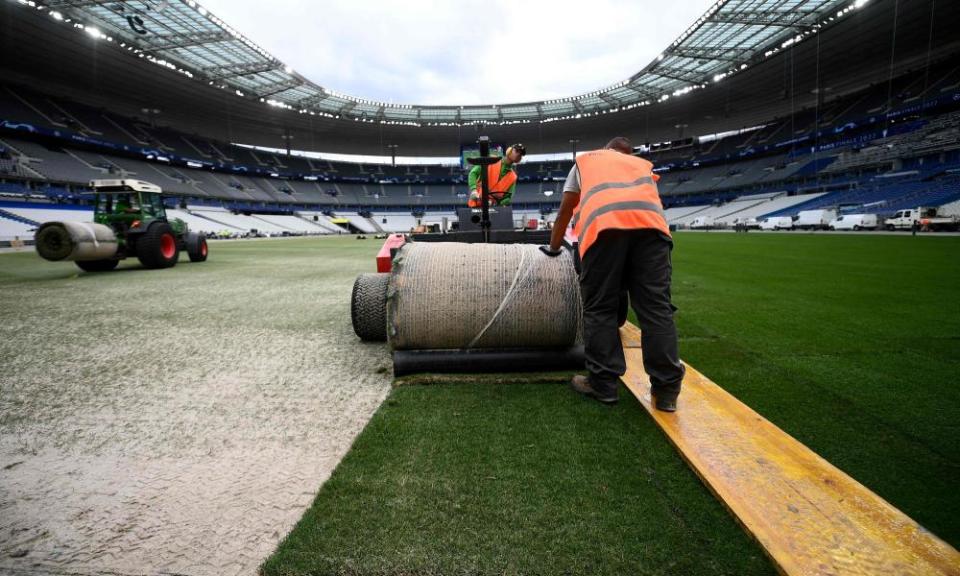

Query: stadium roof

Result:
[32,0,865,126]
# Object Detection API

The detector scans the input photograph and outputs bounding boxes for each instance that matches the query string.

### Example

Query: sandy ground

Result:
[0,237,392,575]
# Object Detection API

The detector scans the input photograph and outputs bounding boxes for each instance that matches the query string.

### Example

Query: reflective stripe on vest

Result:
[572,149,669,257]
[571,176,656,228]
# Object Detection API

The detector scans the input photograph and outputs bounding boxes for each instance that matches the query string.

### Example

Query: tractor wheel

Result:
[76,259,119,272]
[186,233,209,262]
[137,223,180,269]
[351,273,389,341]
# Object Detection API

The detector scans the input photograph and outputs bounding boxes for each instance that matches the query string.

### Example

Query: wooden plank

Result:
[619,322,960,576]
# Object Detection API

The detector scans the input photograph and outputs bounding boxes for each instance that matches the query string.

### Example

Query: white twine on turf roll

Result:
[387,242,582,351]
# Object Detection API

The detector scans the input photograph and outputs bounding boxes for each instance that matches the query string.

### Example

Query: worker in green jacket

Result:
[467,143,526,207]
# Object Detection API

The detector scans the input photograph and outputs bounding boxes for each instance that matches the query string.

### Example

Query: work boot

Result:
[570,375,618,405]
[651,391,678,413]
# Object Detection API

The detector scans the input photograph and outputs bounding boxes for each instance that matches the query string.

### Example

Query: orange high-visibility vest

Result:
[468,160,517,207]
[571,149,669,257]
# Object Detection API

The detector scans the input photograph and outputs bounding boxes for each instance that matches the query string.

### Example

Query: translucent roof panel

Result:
[38,0,855,125]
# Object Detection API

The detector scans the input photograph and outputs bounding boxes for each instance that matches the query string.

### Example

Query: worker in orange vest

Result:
[467,144,525,207]
[542,137,684,411]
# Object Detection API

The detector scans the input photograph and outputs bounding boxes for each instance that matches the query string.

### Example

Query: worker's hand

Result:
[539,245,562,257]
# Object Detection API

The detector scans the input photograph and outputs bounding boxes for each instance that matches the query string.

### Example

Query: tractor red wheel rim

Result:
[201,241,207,257]
[160,234,176,259]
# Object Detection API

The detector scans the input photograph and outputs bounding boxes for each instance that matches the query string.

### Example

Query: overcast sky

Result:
[196,0,714,106]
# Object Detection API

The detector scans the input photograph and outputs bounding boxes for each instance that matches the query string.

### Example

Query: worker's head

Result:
[505,143,526,164]
[605,137,633,155]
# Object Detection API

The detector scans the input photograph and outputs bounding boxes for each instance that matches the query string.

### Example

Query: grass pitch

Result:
[2,233,957,575]
[0,236,393,575]
[263,232,960,575]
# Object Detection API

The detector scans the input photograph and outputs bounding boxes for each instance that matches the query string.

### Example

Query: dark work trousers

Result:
[579,228,685,399]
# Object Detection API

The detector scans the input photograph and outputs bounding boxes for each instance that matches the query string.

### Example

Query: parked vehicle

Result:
[795,209,837,230]
[829,213,878,231]
[759,216,794,230]
[884,207,960,231]
[730,217,760,230]
[690,216,715,229]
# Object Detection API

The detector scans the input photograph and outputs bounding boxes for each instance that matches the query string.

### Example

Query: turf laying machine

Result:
[352,138,588,376]
[35,179,208,272]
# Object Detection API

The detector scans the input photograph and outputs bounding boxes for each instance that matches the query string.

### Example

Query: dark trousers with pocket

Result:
[579,228,684,398]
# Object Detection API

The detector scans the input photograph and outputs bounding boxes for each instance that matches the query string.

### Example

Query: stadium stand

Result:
[296,212,351,233]
[338,213,378,234]
[663,204,711,223]
[728,193,827,222]
[166,209,242,236]
[939,197,960,216]
[371,212,420,233]
[1,49,959,228]
[1,203,92,225]
[186,207,294,236]
[0,214,34,241]
[251,214,331,235]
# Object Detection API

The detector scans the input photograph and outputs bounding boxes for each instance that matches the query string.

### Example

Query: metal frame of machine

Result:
[351,137,586,376]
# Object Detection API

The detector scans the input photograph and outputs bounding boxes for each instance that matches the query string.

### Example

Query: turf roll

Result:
[386,242,582,373]
[34,221,118,262]
[387,242,581,350]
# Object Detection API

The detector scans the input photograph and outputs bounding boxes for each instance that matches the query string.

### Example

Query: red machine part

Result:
[376,233,407,273]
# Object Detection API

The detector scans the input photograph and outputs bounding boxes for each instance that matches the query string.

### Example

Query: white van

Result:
[829,213,878,231]
[759,216,794,230]
[690,216,715,229]
[795,209,837,230]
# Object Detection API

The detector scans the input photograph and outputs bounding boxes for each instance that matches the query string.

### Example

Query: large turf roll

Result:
[387,242,581,351]
[35,221,118,262]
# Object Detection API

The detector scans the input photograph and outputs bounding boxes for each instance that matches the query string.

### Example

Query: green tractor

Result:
[35,179,208,272]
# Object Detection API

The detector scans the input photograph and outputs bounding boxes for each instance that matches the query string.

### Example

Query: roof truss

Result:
[36,0,855,125]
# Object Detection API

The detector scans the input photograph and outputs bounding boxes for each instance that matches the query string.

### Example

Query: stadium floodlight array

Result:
[22,0,869,126]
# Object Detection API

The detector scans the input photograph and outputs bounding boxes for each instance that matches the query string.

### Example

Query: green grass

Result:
[263,232,960,576]
[3,233,957,575]
[667,233,960,545]
[261,382,774,576]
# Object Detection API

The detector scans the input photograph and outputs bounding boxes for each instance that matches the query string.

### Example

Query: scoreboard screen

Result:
[460,142,505,170]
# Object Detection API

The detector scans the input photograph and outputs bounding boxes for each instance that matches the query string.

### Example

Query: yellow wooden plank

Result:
[619,322,960,576]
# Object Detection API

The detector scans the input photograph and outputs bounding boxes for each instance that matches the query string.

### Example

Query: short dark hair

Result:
[605,137,633,154]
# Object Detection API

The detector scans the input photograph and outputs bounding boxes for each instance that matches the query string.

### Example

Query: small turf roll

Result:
[35,222,75,261]
[35,221,118,262]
